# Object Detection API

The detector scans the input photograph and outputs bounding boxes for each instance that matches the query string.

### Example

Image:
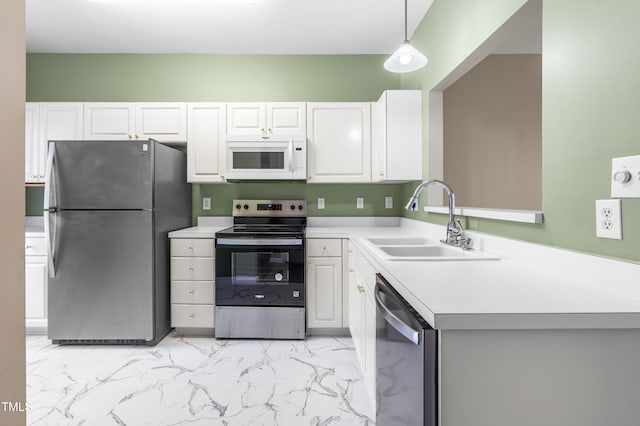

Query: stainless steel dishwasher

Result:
[375,273,437,426]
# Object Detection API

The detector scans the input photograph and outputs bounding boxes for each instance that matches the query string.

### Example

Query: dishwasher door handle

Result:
[374,282,420,345]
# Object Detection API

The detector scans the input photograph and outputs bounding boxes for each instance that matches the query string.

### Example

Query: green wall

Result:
[26,54,404,220]
[401,0,640,263]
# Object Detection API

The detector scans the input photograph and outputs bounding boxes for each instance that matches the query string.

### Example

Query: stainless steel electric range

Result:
[215,200,307,339]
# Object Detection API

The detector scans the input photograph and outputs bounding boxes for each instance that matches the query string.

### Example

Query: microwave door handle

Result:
[289,142,294,173]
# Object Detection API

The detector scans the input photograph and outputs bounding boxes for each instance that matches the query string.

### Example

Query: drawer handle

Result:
[189,314,195,320]
[349,268,354,273]
[189,267,195,271]
[357,284,365,293]
[188,246,194,251]
[26,245,33,249]
[188,290,195,295]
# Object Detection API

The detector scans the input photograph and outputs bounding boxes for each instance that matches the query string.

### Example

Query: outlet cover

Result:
[317,198,325,209]
[385,196,393,209]
[202,197,211,210]
[356,197,364,209]
[595,199,622,239]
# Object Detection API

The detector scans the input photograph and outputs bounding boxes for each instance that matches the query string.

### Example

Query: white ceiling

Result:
[26,0,433,54]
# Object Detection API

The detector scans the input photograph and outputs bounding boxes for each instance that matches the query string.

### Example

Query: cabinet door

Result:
[307,102,371,183]
[25,103,40,183]
[227,102,266,135]
[363,287,377,409]
[307,257,343,328]
[25,256,48,325]
[34,103,84,182]
[84,102,135,140]
[186,103,226,183]
[349,270,366,370]
[372,90,422,182]
[267,102,306,135]
[135,102,187,142]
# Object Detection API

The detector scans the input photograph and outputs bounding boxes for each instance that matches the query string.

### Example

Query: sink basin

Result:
[376,244,499,261]
[366,236,436,246]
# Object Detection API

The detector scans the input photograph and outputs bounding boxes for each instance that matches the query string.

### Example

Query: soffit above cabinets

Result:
[26,0,432,54]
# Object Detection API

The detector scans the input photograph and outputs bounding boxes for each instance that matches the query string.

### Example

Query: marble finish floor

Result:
[26,334,375,425]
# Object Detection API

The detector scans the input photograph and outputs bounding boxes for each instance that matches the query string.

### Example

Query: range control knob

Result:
[298,205,304,210]
[235,204,242,210]
[290,205,296,210]
[613,170,632,184]
[243,204,249,210]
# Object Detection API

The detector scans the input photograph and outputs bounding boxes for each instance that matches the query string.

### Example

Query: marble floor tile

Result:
[26,334,375,425]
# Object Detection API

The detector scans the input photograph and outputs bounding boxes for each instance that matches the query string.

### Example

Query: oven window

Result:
[231,251,290,285]
[233,152,285,169]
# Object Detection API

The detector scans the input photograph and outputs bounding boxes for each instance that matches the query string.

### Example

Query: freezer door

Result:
[49,140,153,210]
[48,210,155,341]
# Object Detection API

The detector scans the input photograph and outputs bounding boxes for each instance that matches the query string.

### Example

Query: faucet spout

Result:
[404,179,472,250]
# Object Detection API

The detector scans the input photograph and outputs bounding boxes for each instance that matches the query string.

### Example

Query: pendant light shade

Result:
[384,0,427,73]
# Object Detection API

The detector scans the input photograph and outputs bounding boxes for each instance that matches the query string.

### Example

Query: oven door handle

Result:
[216,238,303,246]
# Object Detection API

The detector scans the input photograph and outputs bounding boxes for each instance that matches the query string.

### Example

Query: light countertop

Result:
[168,217,640,330]
[307,222,640,330]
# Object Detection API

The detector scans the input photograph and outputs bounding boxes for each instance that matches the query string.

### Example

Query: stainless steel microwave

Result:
[225,135,306,181]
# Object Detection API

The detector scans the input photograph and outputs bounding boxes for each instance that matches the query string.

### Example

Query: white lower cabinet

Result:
[169,237,215,333]
[25,235,48,333]
[306,238,344,330]
[348,241,376,411]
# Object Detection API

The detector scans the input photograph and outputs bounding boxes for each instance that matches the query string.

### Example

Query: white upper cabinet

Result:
[25,102,83,183]
[135,103,187,142]
[83,102,135,140]
[186,103,227,183]
[372,90,423,182]
[306,102,371,183]
[83,102,187,142]
[227,102,306,137]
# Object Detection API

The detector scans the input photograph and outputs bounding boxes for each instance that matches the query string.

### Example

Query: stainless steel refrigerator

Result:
[44,140,191,345]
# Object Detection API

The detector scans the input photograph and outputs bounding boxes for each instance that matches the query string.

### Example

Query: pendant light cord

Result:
[404,0,408,42]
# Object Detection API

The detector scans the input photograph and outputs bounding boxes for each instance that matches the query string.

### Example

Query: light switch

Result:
[356,197,364,209]
[611,155,640,198]
[317,198,325,209]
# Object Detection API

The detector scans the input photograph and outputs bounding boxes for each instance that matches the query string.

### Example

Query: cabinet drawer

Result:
[171,304,214,328]
[25,237,46,257]
[170,258,214,281]
[171,238,214,257]
[307,238,342,257]
[171,281,215,304]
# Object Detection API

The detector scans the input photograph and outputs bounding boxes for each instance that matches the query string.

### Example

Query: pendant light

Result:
[384,0,428,73]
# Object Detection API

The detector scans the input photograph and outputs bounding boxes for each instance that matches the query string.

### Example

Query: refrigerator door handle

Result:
[44,143,57,277]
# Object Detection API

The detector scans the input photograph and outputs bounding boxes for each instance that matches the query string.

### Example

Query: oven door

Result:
[215,237,305,307]
[225,141,294,180]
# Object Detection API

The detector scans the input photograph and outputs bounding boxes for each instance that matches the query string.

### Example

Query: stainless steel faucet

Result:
[405,179,473,250]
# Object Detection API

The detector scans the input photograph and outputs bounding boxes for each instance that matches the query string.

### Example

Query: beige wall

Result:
[0,0,26,425]
[443,54,542,210]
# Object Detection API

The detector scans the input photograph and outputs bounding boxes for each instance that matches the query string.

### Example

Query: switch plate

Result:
[202,197,211,210]
[611,155,640,198]
[356,197,364,209]
[317,198,325,209]
[595,199,622,239]
[385,196,393,209]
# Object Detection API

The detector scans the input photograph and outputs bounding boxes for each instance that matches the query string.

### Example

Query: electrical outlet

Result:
[595,199,621,239]
[317,198,325,209]
[385,196,393,209]
[356,197,364,209]
[202,197,211,210]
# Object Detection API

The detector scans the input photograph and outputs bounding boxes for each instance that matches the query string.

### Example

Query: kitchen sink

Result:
[366,236,436,246]
[375,244,499,261]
